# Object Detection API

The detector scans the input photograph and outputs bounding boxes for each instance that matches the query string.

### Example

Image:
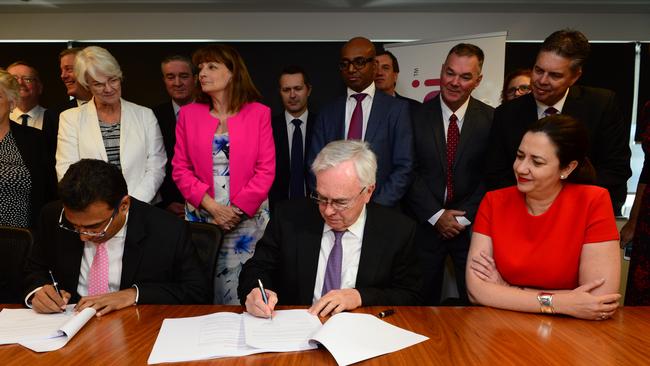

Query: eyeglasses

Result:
[90,77,121,91]
[58,201,122,238]
[506,84,531,96]
[338,57,375,71]
[13,75,38,85]
[310,187,366,211]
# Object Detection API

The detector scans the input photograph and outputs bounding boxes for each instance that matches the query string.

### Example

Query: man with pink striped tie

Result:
[24,159,208,316]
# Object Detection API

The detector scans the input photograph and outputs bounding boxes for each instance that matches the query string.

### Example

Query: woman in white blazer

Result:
[56,46,166,203]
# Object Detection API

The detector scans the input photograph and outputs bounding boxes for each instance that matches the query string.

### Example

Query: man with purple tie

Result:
[239,140,421,318]
[306,37,414,208]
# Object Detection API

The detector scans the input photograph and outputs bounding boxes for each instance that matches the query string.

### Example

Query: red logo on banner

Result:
[411,78,441,102]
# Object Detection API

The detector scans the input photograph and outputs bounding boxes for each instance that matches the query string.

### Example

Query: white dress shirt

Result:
[312,206,367,303]
[428,97,471,227]
[535,88,570,119]
[284,109,309,159]
[344,83,375,139]
[10,105,46,130]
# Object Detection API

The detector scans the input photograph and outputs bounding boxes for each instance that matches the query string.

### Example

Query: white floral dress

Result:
[185,132,270,304]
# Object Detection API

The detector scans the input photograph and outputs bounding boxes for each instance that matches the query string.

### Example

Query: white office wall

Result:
[0,12,648,41]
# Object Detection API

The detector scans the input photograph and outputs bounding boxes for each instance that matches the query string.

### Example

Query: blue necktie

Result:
[290,119,305,199]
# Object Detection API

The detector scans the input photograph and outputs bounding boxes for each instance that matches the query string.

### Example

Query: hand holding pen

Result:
[244,279,278,319]
[31,270,71,314]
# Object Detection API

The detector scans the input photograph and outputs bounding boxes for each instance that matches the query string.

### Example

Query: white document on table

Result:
[243,309,321,352]
[0,305,96,352]
[148,312,265,364]
[311,312,429,366]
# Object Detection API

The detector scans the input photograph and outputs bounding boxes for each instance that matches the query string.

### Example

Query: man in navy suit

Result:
[269,65,316,210]
[152,55,196,217]
[485,29,631,214]
[405,43,494,305]
[307,37,414,208]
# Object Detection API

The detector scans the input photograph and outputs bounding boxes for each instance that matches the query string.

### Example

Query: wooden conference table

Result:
[0,304,649,365]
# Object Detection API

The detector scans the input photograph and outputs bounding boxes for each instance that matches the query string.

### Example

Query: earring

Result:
[560,175,566,179]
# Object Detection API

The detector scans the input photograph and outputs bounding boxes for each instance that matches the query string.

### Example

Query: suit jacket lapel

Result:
[356,204,383,287]
[364,92,387,143]
[560,85,582,117]
[120,201,146,288]
[296,206,325,304]
[274,116,290,180]
[429,97,447,169]
[335,96,347,140]
[455,97,478,166]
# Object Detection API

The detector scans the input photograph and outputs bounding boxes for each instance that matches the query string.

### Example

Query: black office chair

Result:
[188,222,223,303]
[0,226,34,304]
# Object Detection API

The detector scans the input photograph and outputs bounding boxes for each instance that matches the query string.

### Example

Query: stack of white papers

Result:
[148,309,428,365]
[0,305,96,352]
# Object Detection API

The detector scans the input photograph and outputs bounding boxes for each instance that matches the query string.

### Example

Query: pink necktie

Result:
[446,114,459,204]
[88,243,109,296]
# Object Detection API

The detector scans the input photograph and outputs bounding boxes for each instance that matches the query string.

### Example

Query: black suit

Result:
[238,200,421,306]
[11,121,57,228]
[152,101,185,209]
[42,98,78,166]
[485,86,631,213]
[395,92,422,118]
[24,199,208,304]
[405,96,493,305]
[268,111,316,210]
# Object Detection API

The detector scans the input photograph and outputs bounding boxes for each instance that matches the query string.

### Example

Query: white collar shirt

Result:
[10,105,47,130]
[285,109,309,159]
[536,88,570,119]
[344,83,375,139]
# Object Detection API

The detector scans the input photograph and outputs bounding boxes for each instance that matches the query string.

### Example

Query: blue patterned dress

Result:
[185,133,270,304]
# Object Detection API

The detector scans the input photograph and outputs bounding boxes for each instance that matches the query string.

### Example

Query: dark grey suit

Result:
[306,90,414,207]
[405,95,494,305]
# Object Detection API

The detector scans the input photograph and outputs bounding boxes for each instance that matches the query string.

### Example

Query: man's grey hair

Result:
[311,140,377,187]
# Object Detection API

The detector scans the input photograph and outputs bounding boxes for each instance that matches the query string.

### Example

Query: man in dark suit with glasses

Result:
[23,159,207,315]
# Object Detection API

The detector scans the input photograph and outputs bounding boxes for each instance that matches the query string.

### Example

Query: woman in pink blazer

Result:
[172,44,275,304]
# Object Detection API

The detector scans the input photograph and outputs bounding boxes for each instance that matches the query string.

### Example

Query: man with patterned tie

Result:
[239,140,421,318]
[306,36,413,208]
[268,65,316,210]
[405,43,494,306]
[24,159,207,316]
[485,29,631,214]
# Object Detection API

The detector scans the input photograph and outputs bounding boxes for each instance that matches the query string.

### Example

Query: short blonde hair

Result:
[74,46,123,89]
[0,68,20,104]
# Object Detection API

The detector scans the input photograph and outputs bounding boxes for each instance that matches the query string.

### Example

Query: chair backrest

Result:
[188,222,223,302]
[0,226,34,303]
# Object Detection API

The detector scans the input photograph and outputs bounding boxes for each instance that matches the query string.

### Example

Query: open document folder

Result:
[148,309,428,365]
[0,305,96,352]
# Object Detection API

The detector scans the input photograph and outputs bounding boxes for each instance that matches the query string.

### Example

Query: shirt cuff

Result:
[132,284,140,305]
[25,286,42,308]
[428,209,445,226]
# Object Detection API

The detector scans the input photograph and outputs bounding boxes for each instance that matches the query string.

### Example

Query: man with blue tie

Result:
[268,65,316,210]
[307,36,414,208]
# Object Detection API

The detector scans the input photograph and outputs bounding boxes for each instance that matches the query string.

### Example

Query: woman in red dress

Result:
[466,115,621,320]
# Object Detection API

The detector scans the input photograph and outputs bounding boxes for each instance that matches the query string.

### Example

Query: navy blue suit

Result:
[306,90,414,207]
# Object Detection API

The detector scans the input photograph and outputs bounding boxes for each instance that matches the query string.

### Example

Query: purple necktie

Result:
[544,107,558,117]
[446,114,459,204]
[347,93,367,140]
[321,230,345,296]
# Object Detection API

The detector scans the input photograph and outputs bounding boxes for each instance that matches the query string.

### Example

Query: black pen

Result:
[257,279,272,320]
[377,309,395,318]
[49,270,62,298]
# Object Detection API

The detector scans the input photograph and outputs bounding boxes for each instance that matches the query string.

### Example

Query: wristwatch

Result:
[537,292,555,314]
